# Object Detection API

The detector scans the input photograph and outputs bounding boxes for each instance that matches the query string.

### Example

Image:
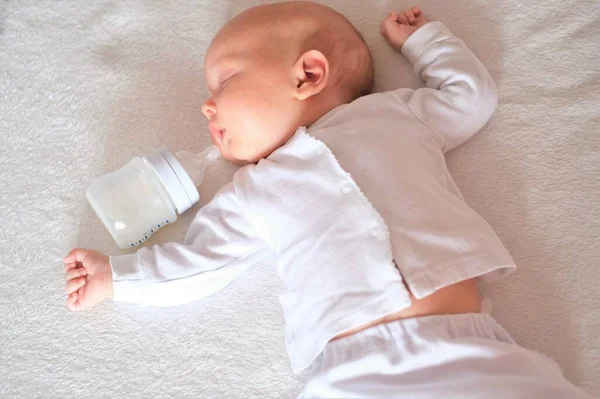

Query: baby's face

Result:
[202,25,304,164]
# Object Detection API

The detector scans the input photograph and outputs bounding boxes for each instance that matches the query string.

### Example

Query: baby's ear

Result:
[293,50,330,100]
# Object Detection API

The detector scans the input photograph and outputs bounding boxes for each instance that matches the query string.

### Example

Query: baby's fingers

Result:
[382,12,398,27]
[412,7,421,16]
[64,262,78,272]
[66,292,78,306]
[65,277,86,295]
[385,11,398,21]
[397,12,409,25]
[66,293,83,312]
[63,248,90,265]
[65,267,87,282]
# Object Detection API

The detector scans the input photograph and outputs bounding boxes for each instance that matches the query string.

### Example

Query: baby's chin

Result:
[209,137,244,164]
[217,140,264,165]
[222,150,251,165]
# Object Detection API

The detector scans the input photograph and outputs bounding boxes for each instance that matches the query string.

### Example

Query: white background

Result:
[1,0,598,397]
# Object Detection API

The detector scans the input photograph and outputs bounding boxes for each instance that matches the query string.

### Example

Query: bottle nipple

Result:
[175,146,221,187]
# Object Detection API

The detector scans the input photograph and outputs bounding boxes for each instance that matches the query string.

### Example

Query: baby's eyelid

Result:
[219,73,235,87]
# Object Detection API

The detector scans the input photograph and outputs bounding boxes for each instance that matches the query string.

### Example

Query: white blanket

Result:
[1,0,598,397]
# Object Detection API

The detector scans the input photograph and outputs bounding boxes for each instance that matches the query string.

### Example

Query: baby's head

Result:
[202,1,373,164]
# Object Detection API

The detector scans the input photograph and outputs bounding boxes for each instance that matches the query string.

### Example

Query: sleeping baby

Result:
[63,2,592,397]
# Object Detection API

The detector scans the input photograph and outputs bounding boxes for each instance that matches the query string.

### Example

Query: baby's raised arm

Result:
[64,182,270,310]
[381,7,498,152]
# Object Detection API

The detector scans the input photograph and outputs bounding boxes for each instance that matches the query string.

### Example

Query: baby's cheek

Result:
[236,94,269,131]
[231,87,282,159]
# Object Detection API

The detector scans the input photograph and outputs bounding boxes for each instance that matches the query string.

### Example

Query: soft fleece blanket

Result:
[1,0,598,397]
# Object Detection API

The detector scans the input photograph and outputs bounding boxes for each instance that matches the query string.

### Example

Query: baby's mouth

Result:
[209,123,225,145]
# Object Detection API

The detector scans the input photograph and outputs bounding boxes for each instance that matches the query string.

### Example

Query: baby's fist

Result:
[63,248,113,311]
[381,7,429,51]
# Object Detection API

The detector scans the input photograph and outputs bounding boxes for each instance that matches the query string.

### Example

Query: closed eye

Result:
[218,73,235,89]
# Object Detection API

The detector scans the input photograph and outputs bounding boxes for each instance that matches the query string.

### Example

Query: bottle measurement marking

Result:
[130,220,170,247]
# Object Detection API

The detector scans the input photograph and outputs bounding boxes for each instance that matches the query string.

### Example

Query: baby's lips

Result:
[209,123,225,144]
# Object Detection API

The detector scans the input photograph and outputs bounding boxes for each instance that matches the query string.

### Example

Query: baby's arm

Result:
[64,182,270,310]
[381,7,498,152]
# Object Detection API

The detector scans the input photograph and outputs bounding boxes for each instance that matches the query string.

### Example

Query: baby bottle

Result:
[86,146,220,249]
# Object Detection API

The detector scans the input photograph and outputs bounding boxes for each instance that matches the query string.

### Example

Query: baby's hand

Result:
[380,7,429,51]
[63,248,113,311]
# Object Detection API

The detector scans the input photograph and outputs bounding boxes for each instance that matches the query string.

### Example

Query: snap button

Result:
[340,181,352,195]
[315,146,324,156]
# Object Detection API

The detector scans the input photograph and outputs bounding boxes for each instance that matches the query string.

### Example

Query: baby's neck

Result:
[251,93,350,165]
[299,93,349,128]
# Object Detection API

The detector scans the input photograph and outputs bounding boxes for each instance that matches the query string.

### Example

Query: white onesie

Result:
[109,22,516,374]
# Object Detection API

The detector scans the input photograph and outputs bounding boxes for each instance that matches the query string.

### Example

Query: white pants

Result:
[300,313,592,398]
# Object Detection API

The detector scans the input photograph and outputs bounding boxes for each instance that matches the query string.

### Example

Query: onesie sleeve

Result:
[108,181,271,306]
[397,21,498,152]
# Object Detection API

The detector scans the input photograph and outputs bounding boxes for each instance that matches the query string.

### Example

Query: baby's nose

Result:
[202,99,216,120]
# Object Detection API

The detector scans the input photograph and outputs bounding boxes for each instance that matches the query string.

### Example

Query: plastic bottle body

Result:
[86,145,219,249]
[86,157,178,249]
